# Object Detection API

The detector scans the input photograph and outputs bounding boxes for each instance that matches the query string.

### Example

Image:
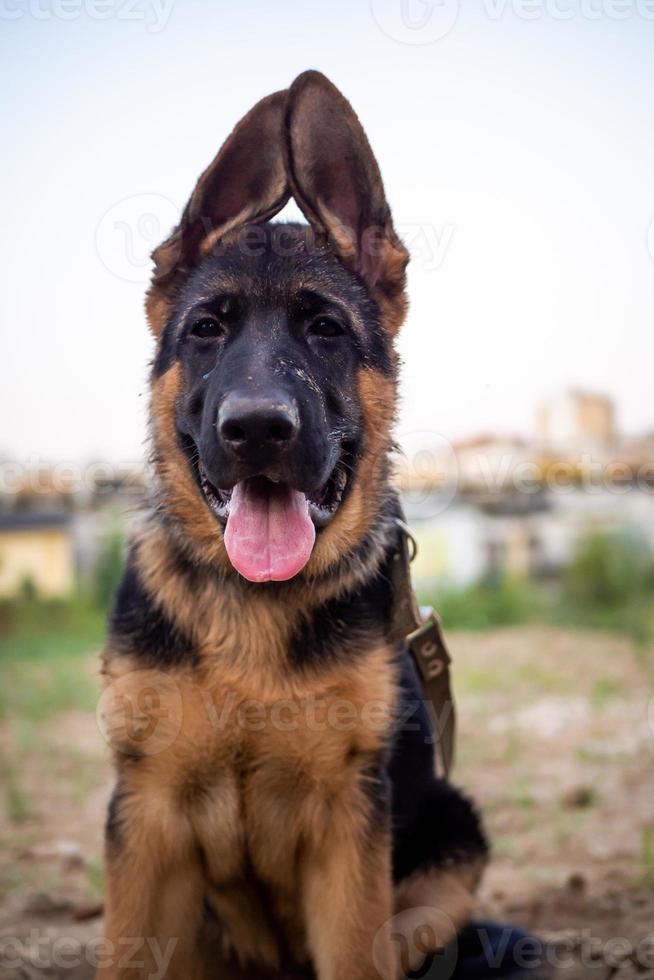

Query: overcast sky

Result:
[2,0,653,463]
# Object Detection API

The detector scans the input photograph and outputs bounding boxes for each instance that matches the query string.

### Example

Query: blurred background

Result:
[1,2,654,977]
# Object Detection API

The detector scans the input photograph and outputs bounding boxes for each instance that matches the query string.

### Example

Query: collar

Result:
[389,514,457,779]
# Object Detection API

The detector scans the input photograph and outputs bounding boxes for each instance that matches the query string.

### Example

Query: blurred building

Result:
[0,512,74,598]
[450,435,533,492]
[0,462,147,597]
[402,389,654,588]
[536,390,615,452]
[1,389,653,597]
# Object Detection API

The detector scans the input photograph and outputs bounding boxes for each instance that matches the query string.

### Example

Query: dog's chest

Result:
[174,648,396,889]
[105,641,397,967]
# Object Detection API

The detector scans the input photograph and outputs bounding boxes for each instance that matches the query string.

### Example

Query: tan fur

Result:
[101,641,397,978]
[101,72,480,980]
[307,367,396,577]
[102,343,479,978]
[134,522,293,680]
[103,283,455,980]
[144,286,172,338]
[101,327,411,980]
[149,363,397,589]
[303,830,394,980]
[150,365,231,566]
[376,269,410,338]
[392,861,485,974]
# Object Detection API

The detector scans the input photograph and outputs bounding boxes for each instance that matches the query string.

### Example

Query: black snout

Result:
[218,392,299,456]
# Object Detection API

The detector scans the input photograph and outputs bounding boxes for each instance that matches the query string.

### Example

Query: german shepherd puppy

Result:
[99,71,487,980]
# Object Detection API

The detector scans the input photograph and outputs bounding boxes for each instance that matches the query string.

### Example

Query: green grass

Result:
[423,579,654,644]
[415,530,654,647]
[506,779,536,810]
[86,858,105,897]
[638,827,654,886]
[420,576,542,631]
[0,597,105,722]
[590,675,627,706]
[555,601,654,645]
[4,766,31,822]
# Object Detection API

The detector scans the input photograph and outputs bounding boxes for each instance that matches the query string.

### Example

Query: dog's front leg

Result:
[302,818,395,980]
[97,784,206,980]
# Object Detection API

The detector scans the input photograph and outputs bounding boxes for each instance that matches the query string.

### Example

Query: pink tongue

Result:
[224,479,316,583]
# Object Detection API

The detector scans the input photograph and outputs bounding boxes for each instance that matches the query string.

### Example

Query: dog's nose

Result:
[218,392,299,455]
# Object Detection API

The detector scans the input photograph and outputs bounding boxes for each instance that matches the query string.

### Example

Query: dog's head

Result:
[146,71,409,584]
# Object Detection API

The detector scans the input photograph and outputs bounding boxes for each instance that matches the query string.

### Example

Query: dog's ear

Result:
[150,89,290,291]
[284,70,408,302]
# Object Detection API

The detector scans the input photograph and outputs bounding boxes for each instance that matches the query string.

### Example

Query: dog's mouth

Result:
[200,461,348,528]
[199,457,350,583]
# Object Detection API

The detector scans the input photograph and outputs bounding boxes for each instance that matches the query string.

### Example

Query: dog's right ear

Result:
[147,90,289,333]
[284,71,408,320]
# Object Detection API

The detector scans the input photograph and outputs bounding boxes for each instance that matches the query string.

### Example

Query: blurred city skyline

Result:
[2,1,654,462]
[4,384,654,599]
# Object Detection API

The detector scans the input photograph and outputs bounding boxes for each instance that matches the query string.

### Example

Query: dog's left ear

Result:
[284,71,408,309]
[149,89,289,297]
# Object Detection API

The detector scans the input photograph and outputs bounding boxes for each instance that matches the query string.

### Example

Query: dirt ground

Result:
[1,626,653,979]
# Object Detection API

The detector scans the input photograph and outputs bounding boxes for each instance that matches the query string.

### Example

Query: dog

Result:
[98,70,488,980]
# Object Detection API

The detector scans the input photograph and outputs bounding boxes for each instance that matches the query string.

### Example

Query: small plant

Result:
[418,529,654,643]
[93,528,125,610]
[559,529,654,643]
[629,827,654,887]
[424,575,540,631]
[565,529,653,608]
[3,765,30,823]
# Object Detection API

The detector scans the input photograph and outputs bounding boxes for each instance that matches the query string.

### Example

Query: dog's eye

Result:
[190,318,224,340]
[308,316,344,339]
